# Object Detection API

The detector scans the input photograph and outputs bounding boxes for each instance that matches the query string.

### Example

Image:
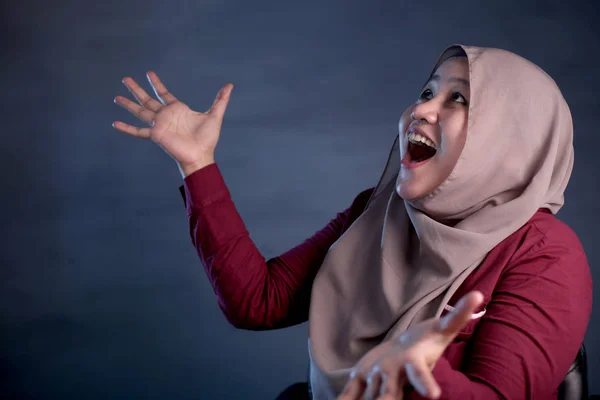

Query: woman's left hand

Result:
[338,291,484,400]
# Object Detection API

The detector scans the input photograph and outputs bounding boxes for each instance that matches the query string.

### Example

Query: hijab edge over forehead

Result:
[408,44,573,220]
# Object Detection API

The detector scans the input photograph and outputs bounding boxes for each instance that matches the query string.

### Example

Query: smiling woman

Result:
[112,44,592,400]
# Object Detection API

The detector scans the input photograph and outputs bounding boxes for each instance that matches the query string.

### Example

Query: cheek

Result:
[454,119,468,157]
[441,113,468,159]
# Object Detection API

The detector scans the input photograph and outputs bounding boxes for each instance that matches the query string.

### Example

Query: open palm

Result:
[113,71,233,171]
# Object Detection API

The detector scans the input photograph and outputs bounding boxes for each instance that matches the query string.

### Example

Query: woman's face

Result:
[396,56,470,201]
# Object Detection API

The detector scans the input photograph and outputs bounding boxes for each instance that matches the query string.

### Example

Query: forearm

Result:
[180,164,348,330]
[189,201,316,330]
[182,165,305,329]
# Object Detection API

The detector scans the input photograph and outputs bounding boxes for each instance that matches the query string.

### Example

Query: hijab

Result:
[307,44,575,398]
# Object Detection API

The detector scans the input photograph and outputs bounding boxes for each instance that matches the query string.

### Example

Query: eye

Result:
[419,88,433,100]
[450,92,468,104]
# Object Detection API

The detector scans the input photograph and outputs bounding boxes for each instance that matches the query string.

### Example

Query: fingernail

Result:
[474,291,484,303]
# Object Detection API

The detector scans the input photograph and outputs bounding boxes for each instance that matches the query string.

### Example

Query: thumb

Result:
[208,83,233,118]
[437,291,484,336]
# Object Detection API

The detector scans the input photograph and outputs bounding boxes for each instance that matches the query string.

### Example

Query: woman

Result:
[112,45,592,399]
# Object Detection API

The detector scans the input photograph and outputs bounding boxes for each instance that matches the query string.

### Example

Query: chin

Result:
[396,176,439,201]
[396,182,424,201]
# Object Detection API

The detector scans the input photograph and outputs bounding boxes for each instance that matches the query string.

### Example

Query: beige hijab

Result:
[307,45,575,399]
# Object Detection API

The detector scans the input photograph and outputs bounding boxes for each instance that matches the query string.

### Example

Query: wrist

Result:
[178,157,215,178]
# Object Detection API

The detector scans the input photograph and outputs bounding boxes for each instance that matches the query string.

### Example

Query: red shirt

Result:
[179,164,592,399]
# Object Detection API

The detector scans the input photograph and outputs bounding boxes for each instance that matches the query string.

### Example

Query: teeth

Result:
[408,132,436,149]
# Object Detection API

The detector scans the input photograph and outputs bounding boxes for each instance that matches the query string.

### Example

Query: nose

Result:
[411,100,438,125]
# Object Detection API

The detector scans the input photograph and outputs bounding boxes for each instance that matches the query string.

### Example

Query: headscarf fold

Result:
[307,45,574,399]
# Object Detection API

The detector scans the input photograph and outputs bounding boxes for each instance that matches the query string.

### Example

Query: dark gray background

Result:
[2,0,599,398]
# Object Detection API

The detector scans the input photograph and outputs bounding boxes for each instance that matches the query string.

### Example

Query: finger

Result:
[378,372,389,399]
[377,364,403,400]
[366,367,383,400]
[146,71,178,105]
[405,360,441,399]
[339,374,366,400]
[379,387,403,400]
[114,96,155,125]
[208,83,233,119]
[438,291,484,335]
[121,77,163,112]
[112,121,152,139]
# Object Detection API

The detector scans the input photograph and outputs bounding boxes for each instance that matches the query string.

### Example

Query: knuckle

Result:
[378,357,397,373]
[368,363,381,377]
[403,350,419,364]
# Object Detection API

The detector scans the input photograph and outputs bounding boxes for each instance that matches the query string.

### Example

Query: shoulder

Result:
[517,210,586,258]
[494,210,585,261]
[498,209,591,288]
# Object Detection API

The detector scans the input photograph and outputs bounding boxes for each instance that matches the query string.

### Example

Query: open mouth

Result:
[405,132,437,163]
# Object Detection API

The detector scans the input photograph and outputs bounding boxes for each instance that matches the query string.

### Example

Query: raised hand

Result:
[113,71,233,177]
[339,291,484,400]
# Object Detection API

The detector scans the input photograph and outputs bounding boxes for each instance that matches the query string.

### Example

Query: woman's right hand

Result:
[113,72,233,177]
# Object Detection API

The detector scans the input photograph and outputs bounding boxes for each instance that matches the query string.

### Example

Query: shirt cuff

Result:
[178,163,231,213]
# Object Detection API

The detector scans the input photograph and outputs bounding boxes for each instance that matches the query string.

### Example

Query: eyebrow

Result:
[425,74,470,87]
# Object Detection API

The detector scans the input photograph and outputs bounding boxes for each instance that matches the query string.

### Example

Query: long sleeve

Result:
[406,227,593,400]
[179,163,373,330]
